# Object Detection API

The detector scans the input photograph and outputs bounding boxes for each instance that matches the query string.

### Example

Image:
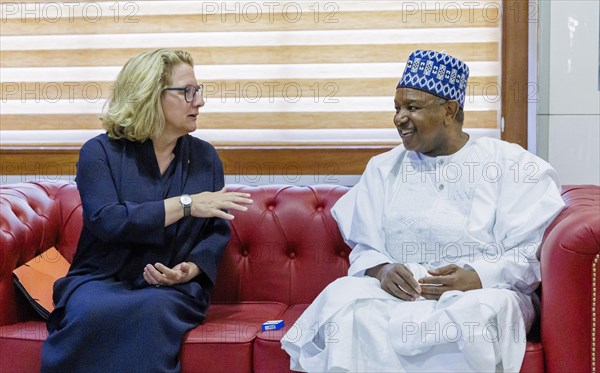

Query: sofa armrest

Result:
[0,181,81,326]
[540,185,600,373]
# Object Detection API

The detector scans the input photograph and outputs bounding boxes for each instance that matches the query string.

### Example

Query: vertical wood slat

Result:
[501,0,530,149]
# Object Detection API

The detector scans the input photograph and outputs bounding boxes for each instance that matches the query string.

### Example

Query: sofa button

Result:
[242,250,249,257]
[268,205,275,211]
[316,206,324,212]
[339,251,346,257]
[289,252,296,259]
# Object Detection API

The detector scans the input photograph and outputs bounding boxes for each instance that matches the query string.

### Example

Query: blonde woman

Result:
[41,49,252,372]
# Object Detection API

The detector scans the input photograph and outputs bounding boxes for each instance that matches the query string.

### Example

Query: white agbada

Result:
[281,137,565,372]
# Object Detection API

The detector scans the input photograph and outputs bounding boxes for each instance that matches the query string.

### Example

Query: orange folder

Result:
[13,247,70,319]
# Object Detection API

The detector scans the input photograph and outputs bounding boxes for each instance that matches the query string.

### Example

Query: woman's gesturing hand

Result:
[191,187,253,220]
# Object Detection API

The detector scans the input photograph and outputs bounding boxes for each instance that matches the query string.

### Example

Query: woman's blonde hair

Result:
[101,49,194,141]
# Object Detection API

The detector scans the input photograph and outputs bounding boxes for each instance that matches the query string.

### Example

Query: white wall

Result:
[537,0,600,185]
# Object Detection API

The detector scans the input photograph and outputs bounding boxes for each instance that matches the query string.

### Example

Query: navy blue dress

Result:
[41,134,230,373]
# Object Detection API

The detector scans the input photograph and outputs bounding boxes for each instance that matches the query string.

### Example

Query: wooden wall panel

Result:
[0,146,393,176]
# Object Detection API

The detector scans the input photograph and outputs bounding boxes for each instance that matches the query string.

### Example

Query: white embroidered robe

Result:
[281,137,565,372]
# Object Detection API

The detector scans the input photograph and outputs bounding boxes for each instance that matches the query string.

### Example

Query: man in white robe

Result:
[281,50,565,372]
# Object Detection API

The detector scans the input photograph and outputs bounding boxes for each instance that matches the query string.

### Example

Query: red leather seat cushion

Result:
[0,321,47,372]
[521,342,544,373]
[181,301,287,373]
[253,304,308,373]
[0,302,288,373]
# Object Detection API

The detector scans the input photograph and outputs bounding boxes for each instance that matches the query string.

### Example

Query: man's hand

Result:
[418,264,482,300]
[143,262,201,287]
[366,263,422,301]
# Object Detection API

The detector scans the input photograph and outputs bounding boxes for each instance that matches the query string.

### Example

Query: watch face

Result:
[181,195,192,205]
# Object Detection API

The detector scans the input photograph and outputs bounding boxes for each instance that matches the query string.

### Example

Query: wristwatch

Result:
[180,194,192,217]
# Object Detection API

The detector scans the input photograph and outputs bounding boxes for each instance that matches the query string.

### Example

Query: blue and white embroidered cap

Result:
[397,50,470,108]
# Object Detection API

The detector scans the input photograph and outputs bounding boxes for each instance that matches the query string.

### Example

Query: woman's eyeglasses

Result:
[163,84,204,103]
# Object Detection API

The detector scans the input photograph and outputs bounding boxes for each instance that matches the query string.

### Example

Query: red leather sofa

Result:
[1,181,598,373]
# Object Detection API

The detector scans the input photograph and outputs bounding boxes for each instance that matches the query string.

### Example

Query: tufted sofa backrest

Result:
[212,184,351,305]
[0,181,82,263]
[3,181,598,328]
[0,181,82,325]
